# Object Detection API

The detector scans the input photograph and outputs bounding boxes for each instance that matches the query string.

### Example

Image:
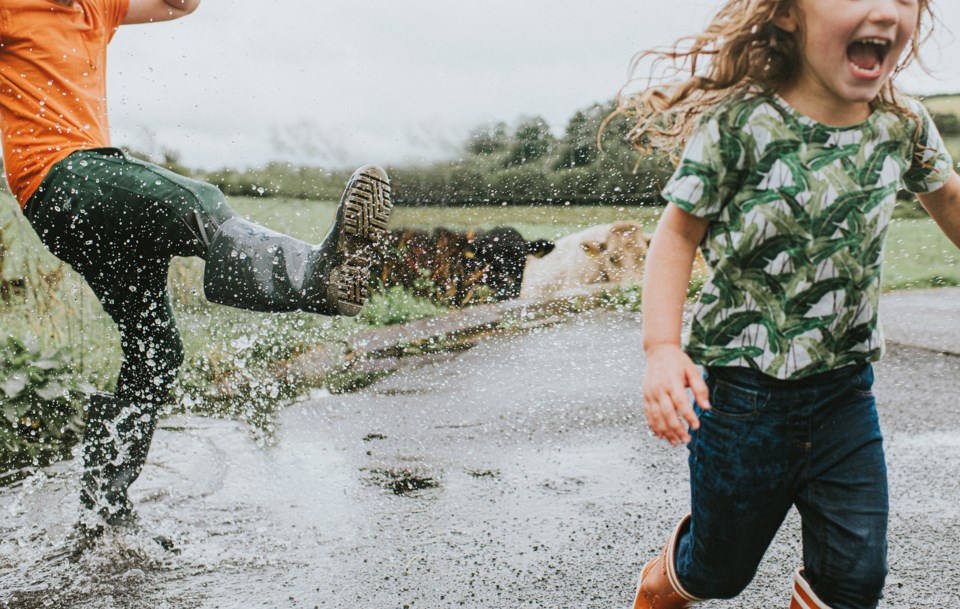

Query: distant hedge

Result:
[123,100,960,208]
[184,100,673,207]
[932,112,960,137]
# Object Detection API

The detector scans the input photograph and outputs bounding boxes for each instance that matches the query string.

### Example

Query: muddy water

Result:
[2,310,959,608]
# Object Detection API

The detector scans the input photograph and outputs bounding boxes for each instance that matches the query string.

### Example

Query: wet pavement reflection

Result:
[1,310,959,608]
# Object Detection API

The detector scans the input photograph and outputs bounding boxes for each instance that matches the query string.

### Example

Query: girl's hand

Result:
[642,344,711,446]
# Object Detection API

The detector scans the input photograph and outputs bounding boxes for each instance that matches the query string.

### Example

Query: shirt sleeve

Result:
[100,0,131,41]
[660,107,745,220]
[902,98,955,194]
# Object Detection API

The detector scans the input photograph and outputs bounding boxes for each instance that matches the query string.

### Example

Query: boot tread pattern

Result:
[336,253,372,312]
[343,170,393,242]
[336,165,392,312]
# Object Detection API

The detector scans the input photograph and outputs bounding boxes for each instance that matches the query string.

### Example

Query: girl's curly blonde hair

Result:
[612,0,936,161]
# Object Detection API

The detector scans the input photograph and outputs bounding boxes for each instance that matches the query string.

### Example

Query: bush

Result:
[932,112,960,137]
[0,335,94,469]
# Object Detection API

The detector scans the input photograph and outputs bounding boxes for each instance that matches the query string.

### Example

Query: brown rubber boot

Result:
[633,514,702,609]
[790,568,833,609]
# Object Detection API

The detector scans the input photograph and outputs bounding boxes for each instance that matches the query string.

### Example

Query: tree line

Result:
[199,100,676,206]
[4,99,956,207]
[195,100,960,207]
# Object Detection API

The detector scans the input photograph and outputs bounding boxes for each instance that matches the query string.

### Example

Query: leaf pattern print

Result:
[662,91,954,379]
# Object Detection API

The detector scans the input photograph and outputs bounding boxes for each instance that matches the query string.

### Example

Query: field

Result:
[0,194,957,398]
[0,192,957,464]
[4,193,955,308]
[922,93,960,160]
[229,196,960,289]
[225,197,664,243]
[922,93,960,115]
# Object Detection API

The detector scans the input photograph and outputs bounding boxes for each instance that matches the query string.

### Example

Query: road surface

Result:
[1,297,959,608]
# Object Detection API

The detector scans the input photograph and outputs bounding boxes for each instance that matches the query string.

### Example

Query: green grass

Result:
[922,93,960,115]
[229,196,665,241]
[1,194,957,396]
[883,218,960,289]
[388,202,665,240]
[228,198,336,243]
[918,95,959,159]
[944,136,960,164]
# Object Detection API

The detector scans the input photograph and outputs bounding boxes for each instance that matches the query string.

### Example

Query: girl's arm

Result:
[641,204,711,446]
[123,0,201,25]
[918,173,960,249]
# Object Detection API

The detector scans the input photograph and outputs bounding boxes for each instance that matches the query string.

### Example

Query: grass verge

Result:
[1,193,957,469]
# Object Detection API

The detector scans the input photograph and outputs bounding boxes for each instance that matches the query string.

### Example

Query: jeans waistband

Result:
[706,363,869,390]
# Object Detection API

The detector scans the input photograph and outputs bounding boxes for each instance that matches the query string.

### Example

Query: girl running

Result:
[626,0,960,607]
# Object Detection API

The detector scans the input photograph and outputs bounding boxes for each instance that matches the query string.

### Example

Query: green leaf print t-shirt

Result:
[662,91,954,380]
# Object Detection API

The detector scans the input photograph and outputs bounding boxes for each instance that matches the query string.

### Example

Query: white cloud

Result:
[106,0,960,170]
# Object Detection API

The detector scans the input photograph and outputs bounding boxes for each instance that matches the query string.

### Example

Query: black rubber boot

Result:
[202,164,392,317]
[79,392,160,526]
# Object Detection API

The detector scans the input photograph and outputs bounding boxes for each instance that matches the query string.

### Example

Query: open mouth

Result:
[846,38,891,78]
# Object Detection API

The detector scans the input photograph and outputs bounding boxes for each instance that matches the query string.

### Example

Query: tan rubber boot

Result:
[633,514,703,609]
[790,568,833,609]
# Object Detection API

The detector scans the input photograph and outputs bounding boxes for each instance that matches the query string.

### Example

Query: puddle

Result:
[466,469,501,479]
[0,413,360,608]
[363,467,440,496]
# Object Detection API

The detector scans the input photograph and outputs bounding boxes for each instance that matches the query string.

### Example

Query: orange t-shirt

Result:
[0,0,129,207]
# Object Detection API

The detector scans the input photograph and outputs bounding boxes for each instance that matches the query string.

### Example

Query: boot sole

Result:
[330,164,392,316]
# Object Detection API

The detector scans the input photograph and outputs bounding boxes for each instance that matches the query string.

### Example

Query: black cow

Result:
[463,227,553,301]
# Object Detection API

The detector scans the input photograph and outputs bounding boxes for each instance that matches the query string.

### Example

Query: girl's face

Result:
[777,0,919,116]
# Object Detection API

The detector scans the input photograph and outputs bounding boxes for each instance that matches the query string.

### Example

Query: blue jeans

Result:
[675,364,888,609]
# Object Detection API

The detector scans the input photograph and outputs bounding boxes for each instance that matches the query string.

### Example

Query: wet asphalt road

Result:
[2,304,959,609]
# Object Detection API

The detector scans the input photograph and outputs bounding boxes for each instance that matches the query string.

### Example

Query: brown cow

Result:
[374,227,553,307]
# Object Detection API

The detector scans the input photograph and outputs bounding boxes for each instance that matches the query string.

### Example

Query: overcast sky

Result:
[106,0,960,170]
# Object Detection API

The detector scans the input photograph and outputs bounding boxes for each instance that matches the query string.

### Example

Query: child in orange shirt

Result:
[0,0,392,544]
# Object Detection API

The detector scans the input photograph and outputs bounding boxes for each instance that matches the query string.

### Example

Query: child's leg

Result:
[793,365,887,609]
[635,366,803,608]
[670,366,801,599]
[84,151,393,316]
[83,258,184,405]
[201,164,392,316]
[24,148,391,525]
[26,148,392,317]
[75,258,181,523]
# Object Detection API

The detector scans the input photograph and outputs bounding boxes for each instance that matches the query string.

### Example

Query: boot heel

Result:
[329,252,373,315]
[633,514,702,609]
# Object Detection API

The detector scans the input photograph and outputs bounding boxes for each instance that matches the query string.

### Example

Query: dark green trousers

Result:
[25,148,236,405]
[24,149,383,521]
[25,149,239,521]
